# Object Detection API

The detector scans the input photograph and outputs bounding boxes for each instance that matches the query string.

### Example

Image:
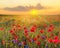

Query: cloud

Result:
[4,3,46,11]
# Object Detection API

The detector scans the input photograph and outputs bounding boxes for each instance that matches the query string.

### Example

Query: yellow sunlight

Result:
[29,9,38,15]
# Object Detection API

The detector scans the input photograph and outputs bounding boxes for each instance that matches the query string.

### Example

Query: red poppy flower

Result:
[49,24,54,30]
[0,28,4,31]
[54,36,58,39]
[24,33,28,37]
[33,37,37,41]
[22,41,26,45]
[48,27,53,32]
[28,39,32,42]
[17,25,21,30]
[49,24,54,28]
[14,35,18,40]
[39,29,44,33]
[48,38,53,43]
[30,25,36,32]
[59,39,60,43]
[10,30,15,35]
[10,30,14,33]
[36,41,40,46]
[53,39,59,44]
[24,29,28,33]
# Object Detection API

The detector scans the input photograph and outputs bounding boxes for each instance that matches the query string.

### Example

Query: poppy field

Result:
[0,15,60,48]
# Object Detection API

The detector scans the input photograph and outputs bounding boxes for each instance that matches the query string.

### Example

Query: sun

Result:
[29,9,38,15]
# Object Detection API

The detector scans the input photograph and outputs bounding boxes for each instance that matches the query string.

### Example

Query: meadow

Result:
[0,15,60,48]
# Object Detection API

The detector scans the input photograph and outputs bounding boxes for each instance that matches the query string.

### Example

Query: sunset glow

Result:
[0,0,60,15]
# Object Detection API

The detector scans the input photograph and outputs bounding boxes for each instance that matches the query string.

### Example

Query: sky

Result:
[0,0,60,15]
